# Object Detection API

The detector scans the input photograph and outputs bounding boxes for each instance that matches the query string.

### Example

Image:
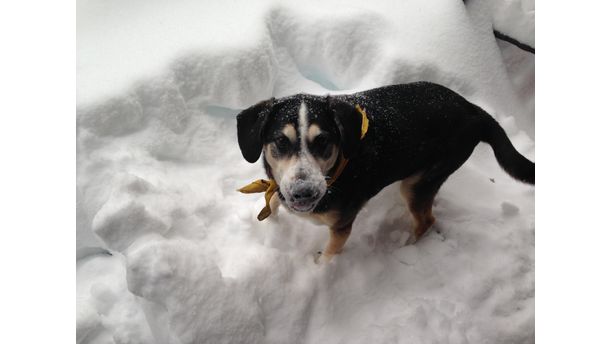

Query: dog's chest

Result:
[290,207,341,228]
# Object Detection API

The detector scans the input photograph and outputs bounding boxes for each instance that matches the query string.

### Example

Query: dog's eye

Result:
[311,135,331,155]
[274,136,291,153]
[313,135,329,148]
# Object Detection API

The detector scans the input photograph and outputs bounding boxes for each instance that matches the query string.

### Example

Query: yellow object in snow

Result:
[238,104,369,221]
[237,179,279,221]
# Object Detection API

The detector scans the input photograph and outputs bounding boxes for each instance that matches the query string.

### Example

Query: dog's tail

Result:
[475,106,535,184]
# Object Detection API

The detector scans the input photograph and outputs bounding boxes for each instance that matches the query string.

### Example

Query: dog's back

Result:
[340,82,534,191]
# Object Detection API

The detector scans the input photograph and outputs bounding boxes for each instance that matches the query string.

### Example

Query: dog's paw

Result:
[314,251,334,264]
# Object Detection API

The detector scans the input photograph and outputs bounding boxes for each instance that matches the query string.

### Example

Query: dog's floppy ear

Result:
[328,98,363,159]
[236,98,274,163]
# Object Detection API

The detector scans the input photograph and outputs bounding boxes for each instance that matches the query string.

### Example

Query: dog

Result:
[236,82,534,263]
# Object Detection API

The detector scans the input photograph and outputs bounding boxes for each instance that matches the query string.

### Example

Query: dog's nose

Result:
[291,184,318,202]
[293,187,314,201]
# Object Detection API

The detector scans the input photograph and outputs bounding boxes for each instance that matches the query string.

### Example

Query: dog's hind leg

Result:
[315,223,353,264]
[400,176,439,245]
[401,131,480,244]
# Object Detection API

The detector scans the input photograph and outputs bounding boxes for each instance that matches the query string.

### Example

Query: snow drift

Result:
[77,0,535,343]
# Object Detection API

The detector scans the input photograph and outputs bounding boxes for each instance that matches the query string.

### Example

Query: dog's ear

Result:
[328,98,363,159]
[236,98,274,163]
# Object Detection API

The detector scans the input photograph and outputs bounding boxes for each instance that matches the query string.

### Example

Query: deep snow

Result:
[76,0,535,343]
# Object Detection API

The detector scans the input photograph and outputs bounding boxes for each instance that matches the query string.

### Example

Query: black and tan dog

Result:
[237,82,534,263]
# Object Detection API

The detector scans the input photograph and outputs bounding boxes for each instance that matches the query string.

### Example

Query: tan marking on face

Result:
[306,124,339,174]
[307,124,321,142]
[282,124,297,143]
[264,144,300,183]
[315,146,339,174]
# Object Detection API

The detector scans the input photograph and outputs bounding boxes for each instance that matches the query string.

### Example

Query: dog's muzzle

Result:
[285,179,324,212]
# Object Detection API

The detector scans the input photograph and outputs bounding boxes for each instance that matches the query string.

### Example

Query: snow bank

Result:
[486,0,535,48]
[77,0,534,343]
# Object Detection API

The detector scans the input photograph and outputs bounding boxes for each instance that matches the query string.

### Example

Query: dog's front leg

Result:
[315,224,353,264]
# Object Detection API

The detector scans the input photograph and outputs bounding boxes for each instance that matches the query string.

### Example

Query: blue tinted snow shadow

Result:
[205,105,240,118]
[299,67,340,91]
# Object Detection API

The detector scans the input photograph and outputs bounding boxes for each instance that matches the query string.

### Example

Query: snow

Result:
[77,0,535,343]
[486,0,535,48]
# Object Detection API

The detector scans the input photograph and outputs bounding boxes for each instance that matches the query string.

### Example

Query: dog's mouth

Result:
[278,190,320,213]
[288,200,317,213]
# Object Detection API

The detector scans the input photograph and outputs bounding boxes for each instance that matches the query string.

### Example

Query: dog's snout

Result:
[289,178,321,203]
[281,162,326,212]
[295,169,308,182]
[292,186,315,201]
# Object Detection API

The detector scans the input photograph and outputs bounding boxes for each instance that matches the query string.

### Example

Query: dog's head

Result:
[237,95,363,213]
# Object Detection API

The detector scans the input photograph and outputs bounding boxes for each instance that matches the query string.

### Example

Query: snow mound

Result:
[77,0,535,343]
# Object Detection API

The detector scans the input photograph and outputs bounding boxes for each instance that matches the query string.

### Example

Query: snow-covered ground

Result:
[76,0,535,343]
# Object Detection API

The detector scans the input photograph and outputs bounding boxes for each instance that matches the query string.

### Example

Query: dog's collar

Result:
[238,104,369,221]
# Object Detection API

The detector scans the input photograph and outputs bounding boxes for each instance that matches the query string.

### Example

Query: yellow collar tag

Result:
[238,104,369,221]
[356,104,369,139]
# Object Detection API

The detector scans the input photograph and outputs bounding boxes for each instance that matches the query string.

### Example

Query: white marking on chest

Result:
[293,209,340,227]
